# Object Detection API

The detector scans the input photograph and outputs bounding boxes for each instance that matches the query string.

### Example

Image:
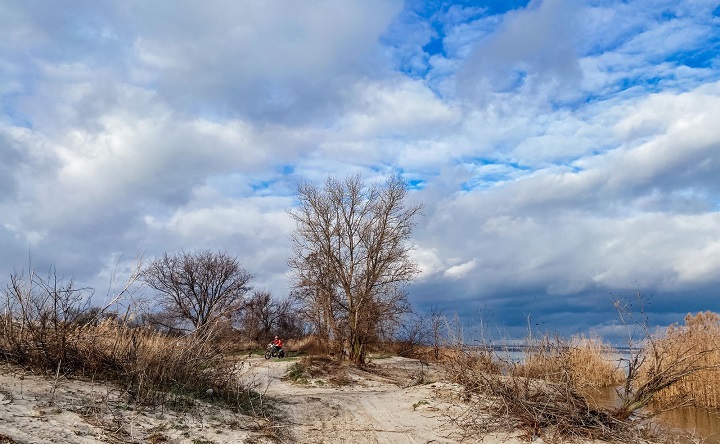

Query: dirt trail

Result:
[239,356,488,444]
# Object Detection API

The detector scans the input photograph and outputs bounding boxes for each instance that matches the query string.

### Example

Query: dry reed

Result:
[638,311,720,409]
[441,345,502,389]
[513,335,623,389]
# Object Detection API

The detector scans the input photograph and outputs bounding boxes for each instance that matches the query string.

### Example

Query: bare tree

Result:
[291,252,345,356]
[236,290,302,343]
[429,307,446,360]
[289,174,422,364]
[142,250,253,331]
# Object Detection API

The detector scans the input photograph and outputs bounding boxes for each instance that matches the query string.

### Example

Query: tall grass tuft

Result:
[513,335,623,389]
[638,311,720,409]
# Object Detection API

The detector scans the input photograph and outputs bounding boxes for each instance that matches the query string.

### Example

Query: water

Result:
[657,405,720,443]
[584,386,720,443]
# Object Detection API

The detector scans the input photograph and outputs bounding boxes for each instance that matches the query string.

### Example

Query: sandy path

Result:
[239,356,516,444]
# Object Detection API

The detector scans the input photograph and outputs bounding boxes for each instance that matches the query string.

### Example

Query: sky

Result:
[1,0,720,344]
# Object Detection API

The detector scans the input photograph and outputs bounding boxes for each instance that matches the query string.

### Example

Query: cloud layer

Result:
[1,0,719,341]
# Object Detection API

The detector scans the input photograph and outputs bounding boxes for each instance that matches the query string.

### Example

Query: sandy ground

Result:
[0,362,273,444]
[0,357,530,444]
[234,355,527,444]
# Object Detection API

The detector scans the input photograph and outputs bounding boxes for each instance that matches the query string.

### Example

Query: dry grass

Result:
[441,335,678,443]
[0,269,268,414]
[442,344,638,443]
[513,335,624,389]
[441,310,720,443]
[638,311,720,409]
[284,335,326,356]
[0,318,260,411]
[440,346,502,387]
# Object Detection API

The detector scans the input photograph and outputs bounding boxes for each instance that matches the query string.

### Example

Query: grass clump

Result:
[287,362,309,384]
[285,356,350,386]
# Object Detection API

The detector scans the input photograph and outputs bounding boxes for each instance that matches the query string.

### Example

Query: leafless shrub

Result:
[0,263,140,373]
[429,307,446,361]
[442,346,501,388]
[0,264,267,416]
[234,289,303,345]
[390,313,429,358]
[446,344,656,443]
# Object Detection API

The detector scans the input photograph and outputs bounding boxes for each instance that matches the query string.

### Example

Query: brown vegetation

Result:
[632,311,720,411]
[436,305,720,443]
[0,268,263,414]
[4,256,720,443]
[1,316,260,410]
[286,356,351,386]
[513,335,624,389]
[611,302,720,421]
[437,336,634,442]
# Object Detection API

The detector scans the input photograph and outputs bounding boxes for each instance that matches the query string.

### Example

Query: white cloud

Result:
[444,259,478,279]
[1,0,719,336]
[410,247,445,279]
[127,0,404,123]
[339,79,460,138]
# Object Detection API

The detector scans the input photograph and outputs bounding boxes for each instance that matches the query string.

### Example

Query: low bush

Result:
[444,307,720,443]
[1,318,259,410]
[441,345,502,390]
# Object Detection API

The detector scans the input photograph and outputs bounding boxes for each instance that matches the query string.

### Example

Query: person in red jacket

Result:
[271,335,283,352]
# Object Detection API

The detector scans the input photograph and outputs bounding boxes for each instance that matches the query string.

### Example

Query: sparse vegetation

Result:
[2,248,719,443]
[445,340,647,442]
[0,266,266,415]
[412,399,429,410]
[512,334,624,389]
[285,356,350,386]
